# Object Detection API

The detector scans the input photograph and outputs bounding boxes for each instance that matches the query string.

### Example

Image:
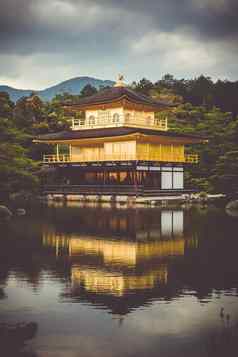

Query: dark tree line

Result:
[133,74,238,116]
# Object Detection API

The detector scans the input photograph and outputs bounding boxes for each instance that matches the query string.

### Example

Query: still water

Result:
[1,203,238,357]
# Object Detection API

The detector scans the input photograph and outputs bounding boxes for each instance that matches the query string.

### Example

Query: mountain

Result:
[0,86,35,103]
[0,76,114,102]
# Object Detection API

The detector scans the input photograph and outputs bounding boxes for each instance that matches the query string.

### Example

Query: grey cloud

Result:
[97,0,238,39]
[1,0,238,53]
[0,0,237,87]
[0,0,138,55]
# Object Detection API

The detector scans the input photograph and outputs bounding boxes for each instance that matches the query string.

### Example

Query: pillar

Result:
[56,144,59,161]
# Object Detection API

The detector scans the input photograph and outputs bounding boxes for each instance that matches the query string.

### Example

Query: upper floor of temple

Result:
[63,75,172,131]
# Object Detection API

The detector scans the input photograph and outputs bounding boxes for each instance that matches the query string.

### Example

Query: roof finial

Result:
[114,74,126,87]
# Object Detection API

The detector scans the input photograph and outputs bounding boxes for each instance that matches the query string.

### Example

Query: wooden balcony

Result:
[43,153,199,164]
[71,114,168,131]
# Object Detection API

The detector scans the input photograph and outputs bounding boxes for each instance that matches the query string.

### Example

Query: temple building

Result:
[34,76,206,200]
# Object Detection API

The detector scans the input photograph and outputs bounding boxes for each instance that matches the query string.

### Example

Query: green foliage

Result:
[166,104,238,194]
[0,116,39,199]
[80,84,98,97]
[0,92,14,119]
[13,95,45,130]
[134,74,238,116]
[0,90,71,199]
[213,151,238,193]
[131,78,154,95]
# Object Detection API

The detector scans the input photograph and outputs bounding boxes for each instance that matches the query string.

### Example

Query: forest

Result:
[0,74,238,199]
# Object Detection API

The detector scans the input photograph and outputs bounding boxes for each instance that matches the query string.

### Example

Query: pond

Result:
[1,203,238,357]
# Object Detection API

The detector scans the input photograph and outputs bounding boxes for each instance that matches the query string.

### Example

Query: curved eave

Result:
[33,127,207,145]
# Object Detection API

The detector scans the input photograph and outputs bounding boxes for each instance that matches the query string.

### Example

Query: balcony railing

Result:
[71,114,168,131]
[43,154,71,163]
[43,153,199,164]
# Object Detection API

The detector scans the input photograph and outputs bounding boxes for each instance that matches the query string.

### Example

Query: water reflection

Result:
[43,210,187,303]
[1,205,238,356]
[1,207,238,308]
[0,322,38,357]
[0,288,5,300]
[206,310,238,357]
[35,206,236,315]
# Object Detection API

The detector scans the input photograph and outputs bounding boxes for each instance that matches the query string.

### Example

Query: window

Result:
[161,167,184,190]
[125,113,130,123]
[112,113,120,123]
[88,115,95,125]
[146,116,151,125]
[173,171,184,189]
[161,171,173,189]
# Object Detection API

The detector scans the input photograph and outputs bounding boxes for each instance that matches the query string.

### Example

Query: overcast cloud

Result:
[0,0,237,89]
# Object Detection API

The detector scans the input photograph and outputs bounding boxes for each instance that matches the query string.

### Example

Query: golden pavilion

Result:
[34,75,206,199]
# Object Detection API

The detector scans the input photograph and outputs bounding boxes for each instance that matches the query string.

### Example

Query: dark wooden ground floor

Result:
[42,161,186,191]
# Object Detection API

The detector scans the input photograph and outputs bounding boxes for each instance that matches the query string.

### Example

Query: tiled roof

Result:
[35,127,206,143]
[63,86,174,109]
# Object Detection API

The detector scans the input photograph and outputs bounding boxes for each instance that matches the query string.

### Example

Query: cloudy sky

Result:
[0,0,238,89]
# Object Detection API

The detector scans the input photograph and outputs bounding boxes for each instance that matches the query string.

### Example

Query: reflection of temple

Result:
[42,208,198,313]
[2,206,238,316]
[71,266,168,297]
[44,207,187,240]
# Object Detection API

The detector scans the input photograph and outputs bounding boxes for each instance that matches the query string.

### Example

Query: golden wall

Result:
[71,144,104,162]
[70,141,185,163]
[137,143,185,162]
[71,141,136,161]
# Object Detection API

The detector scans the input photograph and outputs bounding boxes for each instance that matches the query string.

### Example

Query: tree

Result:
[13,95,45,131]
[186,75,214,108]
[133,78,154,95]
[80,84,97,97]
[52,92,78,103]
[213,151,238,194]
[0,119,39,199]
[0,92,14,119]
